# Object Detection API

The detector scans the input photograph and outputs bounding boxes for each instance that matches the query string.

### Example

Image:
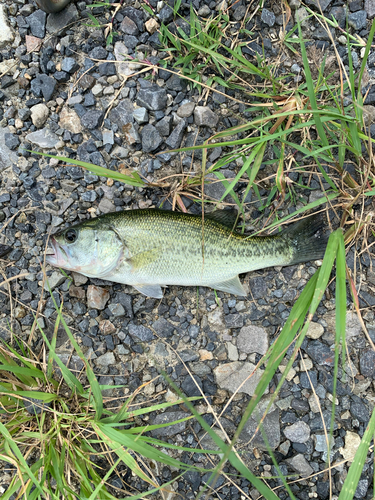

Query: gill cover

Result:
[46,225,124,278]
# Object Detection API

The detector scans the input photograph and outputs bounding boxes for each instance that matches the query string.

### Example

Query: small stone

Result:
[114,41,141,78]
[98,198,115,213]
[159,4,174,23]
[239,397,280,450]
[31,74,56,102]
[279,440,291,455]
[108,303,125,317]
[199,349,213,361]
[4,133,20,151]
[0,5,14,48]
[91,84,103,97]
[261,8,276,26]
[314,433,334,454]
[152,317,175,337]
[207,307,224,329]
[80,110,103,130]
[346,311,362,339]
[25,128,61,149]
[128,323,154,342]
[96,352,116,367]
[348,10,367,30]
[155,116,172,136]
[224,313,243,328]
[283,421,310,443]
[360,349,375,377]
[365,0,375,19]
[79,74,96,91]
[120,16,139,35]
[237,325,268,355]
[355,480,369,499]
[145,18,159,34]
[339,430,361,462]
[87,285,110,310]
[306,341,334,366]
[141,124,163,152]
[177,102,196,118]
[227,342,238,361]
[152,411,188,437]
[44,271,65,291]
[362,105,375,126]
[133,107,149,124]
[99,320,116,334]
[46,4,79,34]
[30,103,49,129]
[0,127,18,171]
[308,394,320,413]
[181,374,202,396]
[25,35,43,52]
[165,119,186,149]
[194,106,219,127]
[166,74,187,92]
[198,5,211,16]
[102,129,114,145]
[61,57,80,74]
[72,272,88,286]
[214,362,266,396]
[26,10,47,38]
[306,322,324,339]
[59,107,82,134]
[137,86,168,111]
[287,454,313,477]
[69,286,85,300]
[54,71,70,83]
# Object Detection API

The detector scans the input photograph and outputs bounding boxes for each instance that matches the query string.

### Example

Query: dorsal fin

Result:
[205,209,239,229]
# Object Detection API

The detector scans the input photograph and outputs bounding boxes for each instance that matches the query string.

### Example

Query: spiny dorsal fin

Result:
[205,209,239,229]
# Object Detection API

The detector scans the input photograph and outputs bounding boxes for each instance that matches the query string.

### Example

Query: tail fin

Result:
[283,214,328,266]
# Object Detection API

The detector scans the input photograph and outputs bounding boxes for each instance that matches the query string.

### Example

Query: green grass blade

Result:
[297,20,330,151]
[0,422,45,496]
[338,408,375,499]
[28,151,145,187]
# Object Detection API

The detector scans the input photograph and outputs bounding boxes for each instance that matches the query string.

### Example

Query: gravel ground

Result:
[1,0,375,498]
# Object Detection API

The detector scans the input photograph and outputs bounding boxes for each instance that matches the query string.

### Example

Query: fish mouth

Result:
[45,237,64,266]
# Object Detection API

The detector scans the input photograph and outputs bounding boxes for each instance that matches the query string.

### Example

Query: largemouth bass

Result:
[45,209,327,298]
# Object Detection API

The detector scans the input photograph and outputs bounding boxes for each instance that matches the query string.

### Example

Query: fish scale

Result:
[46,208,327,298]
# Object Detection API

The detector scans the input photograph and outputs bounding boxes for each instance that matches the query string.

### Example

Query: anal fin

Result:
[209,276,246,296]
[133,283,164,298]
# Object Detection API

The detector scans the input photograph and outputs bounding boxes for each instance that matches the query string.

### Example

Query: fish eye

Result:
[65,229,77,244]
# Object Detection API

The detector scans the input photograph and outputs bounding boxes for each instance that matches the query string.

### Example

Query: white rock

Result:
[0,58,17,75]
[227,342,238,361]
[283,421,310,443]
[237,325,268,355]
[96,352,116,367]
[346,310,362,339]
[30,104,49,128]
[114,41,142,78]
[308,394,320,413]
[26,128,61,149]
[44,271,65,291]
[0,6,14,49]
[339,431,361,462]
[58,106,82,134]
[306,321,324,339]
[214,361,267,396]
[145,18,159,34]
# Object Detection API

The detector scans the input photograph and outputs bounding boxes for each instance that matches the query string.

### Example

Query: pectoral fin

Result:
[128,247,161,270]
[133,283,164,298]
[209,276,246,296]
